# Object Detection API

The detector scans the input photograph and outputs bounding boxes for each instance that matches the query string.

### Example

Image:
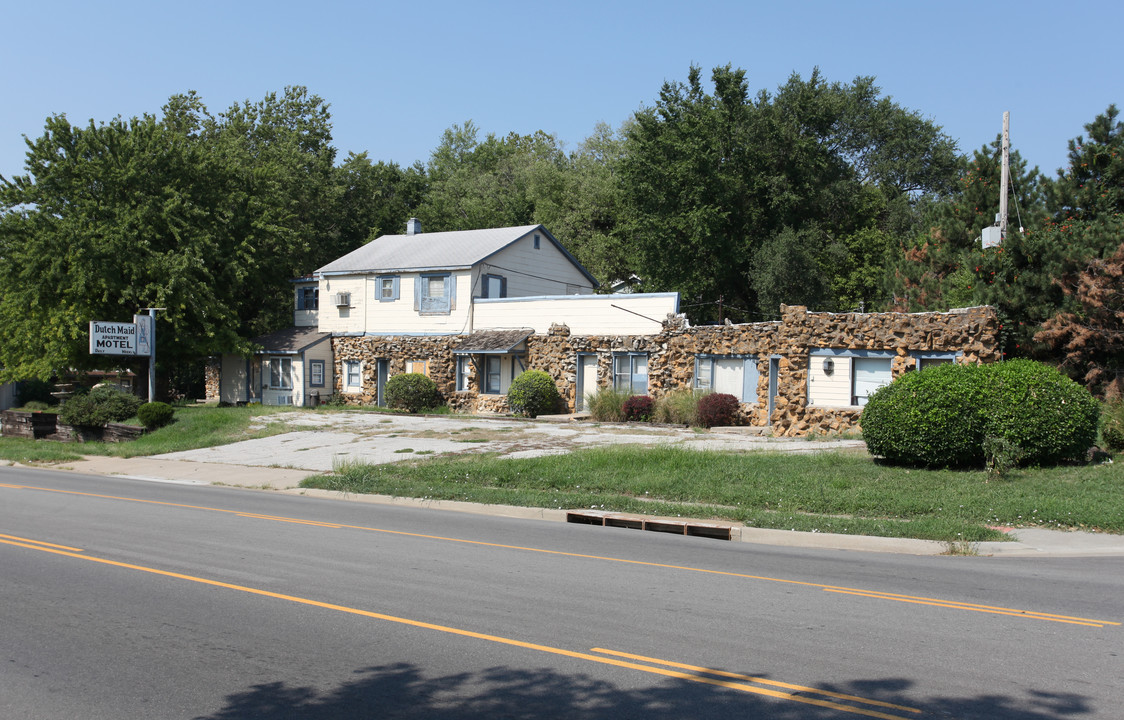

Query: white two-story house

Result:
[215,221,680,407]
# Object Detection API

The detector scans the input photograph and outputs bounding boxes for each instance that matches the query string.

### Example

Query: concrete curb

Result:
[17,454,1124,559]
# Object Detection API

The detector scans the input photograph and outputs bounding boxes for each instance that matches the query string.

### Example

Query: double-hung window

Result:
[481,274,506,299]
[612,353,648,395]
[456,357,472,392]
[309,360,325,388]
[344,360,362,391]
[377,275,400,302]
[485,356,502,394]
[267,358,293,389]
[416,273,455,315]
[694,356,758,403]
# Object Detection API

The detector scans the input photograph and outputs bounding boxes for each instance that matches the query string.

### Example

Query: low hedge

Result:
[862,360,1100,468]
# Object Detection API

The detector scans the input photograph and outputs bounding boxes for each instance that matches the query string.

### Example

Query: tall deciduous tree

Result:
[617,65,959,322]
[0,87,340,384]
[333,151,426,248]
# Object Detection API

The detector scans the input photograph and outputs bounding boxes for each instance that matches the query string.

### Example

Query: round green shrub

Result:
[21,400,50,411]
[59,394,110,427]
[59,387,144,427]
[89,386,144,422]
[982,359,1100,465]
[861,363,989,467]
[697,393,739,428]
[506,370,561,418]
[137,401,175,430]
[622,395,654,422]
[385,373,440,413]
[1103,401,1124,451]
[862,360,1100,468]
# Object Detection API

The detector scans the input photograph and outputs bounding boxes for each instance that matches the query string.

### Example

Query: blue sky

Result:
[2,1,1121,186]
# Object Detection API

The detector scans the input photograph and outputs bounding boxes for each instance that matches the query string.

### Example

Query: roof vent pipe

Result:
[406,218,422,236]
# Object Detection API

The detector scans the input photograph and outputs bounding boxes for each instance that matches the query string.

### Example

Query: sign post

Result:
[134,311,159,403]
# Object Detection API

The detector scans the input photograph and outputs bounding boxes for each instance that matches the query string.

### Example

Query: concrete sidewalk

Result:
[39,452,1124,558]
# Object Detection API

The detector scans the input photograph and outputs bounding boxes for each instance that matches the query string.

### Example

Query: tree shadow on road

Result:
[192,662,1095,719]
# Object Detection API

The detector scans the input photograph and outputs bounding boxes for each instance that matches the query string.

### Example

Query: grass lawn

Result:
[0,404,291,462]
[302,445,1124,542]
[4,405,1121,543]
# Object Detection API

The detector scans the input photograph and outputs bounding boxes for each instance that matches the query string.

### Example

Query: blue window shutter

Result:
[447,274,456,311]
[391,276,400,301]
[413,275,422,311]
[743,358,759,403]
[500,276,507,298]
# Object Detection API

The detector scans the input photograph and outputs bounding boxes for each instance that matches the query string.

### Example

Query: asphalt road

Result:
[2,466,1122,719]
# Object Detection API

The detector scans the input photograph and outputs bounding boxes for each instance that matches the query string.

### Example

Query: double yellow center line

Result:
[2,483,1119,629]
[1,532,920,719]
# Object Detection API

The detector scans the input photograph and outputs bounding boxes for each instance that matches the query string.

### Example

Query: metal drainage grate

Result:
[565,510,734,541]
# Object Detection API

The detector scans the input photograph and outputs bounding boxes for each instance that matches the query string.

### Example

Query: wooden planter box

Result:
[1,410,59,439]
[54,422,146,443]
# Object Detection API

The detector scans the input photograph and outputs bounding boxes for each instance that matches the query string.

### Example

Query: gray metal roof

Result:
[317,225,543,275]
[315,225,599,287]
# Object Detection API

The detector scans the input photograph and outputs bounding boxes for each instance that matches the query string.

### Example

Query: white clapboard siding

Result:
[477,233,596,297]
[807,355,853,407]
[473,293,679,335]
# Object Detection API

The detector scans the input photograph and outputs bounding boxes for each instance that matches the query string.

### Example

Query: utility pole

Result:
[981,111,1011,249]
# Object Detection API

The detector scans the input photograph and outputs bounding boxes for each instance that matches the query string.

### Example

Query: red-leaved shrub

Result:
[622,395,654,422]
[697,393,739,428]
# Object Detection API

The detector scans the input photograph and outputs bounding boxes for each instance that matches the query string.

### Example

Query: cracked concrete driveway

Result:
[153,412,866,472]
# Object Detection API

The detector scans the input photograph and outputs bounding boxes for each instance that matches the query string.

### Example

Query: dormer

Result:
[292,275,319,327]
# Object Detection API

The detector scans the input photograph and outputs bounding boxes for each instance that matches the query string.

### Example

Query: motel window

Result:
[612,354,648,395]
[456,357,472,392]
[267,358,293,389]
[482,274,507,299]
[296,286,318,311]
[416,273,455,314]
[851,357,893,406]
[344,360,362,391]
[406,360,429,376]
[694,356,758,403]
[378,275,400,302]
[485,356,502,394]
[309,360,325,388]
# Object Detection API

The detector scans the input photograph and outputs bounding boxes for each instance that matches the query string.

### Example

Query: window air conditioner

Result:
[333,292,351,307]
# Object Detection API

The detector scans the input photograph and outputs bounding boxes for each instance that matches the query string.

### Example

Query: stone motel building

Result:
[208,222,1000,437]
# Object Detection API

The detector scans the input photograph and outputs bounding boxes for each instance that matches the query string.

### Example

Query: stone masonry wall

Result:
[331,305,1000,436]
[204,358,221,401]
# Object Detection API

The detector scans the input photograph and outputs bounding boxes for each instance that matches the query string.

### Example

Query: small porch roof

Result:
[252,327,332,355]
[452,329,535,355]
